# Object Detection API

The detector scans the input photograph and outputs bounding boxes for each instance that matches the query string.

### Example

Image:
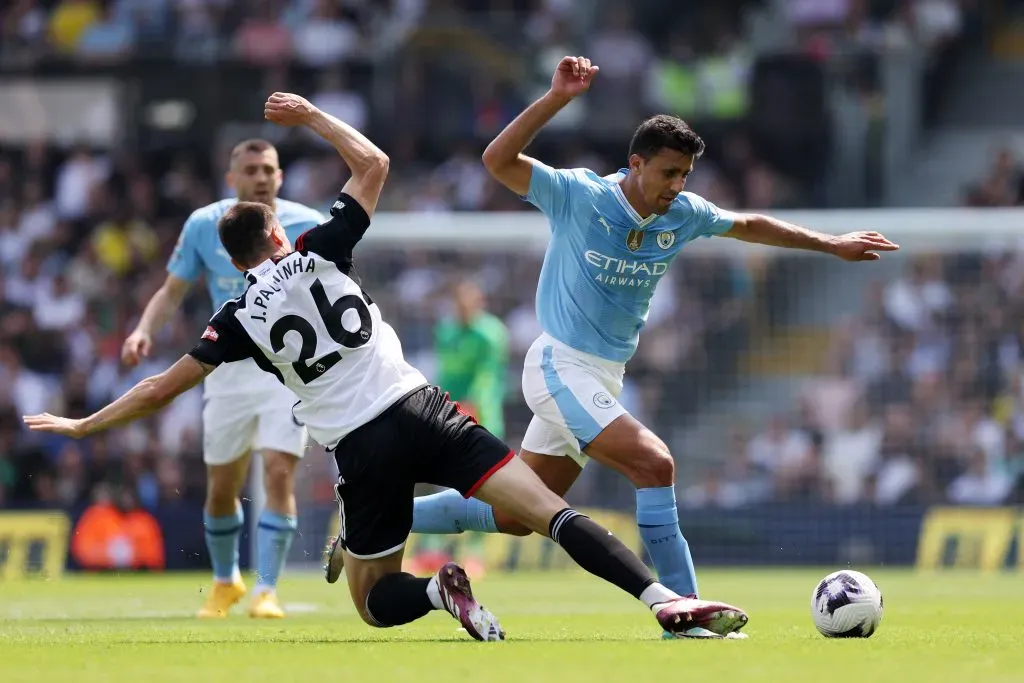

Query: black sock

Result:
[549,508,656,599]
[364,573,434,627]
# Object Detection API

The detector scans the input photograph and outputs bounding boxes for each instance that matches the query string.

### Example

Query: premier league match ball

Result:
[811,570,883,638]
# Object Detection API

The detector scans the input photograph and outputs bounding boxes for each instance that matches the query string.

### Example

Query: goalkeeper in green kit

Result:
[407,279,509,578]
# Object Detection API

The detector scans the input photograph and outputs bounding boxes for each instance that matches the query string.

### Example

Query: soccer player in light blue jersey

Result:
[121,130,325,619]
[410,56,899,638]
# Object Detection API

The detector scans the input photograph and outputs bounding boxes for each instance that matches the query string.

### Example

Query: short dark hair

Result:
[229,138,276,165]
[628,115,705,160]
[218,202,274,266]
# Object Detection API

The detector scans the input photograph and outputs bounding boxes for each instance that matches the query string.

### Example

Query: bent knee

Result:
[263,453,298,486]
[206,465,244,501]
[626,448,675,488]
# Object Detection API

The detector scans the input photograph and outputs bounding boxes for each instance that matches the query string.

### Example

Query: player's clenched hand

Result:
[264,92,318,127]
[121,330,152,367]
[550,56,599,99]
[23,413,86,438]
[830,231,900,262]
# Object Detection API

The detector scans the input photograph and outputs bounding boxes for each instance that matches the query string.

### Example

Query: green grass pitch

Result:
[1,568,1021,683]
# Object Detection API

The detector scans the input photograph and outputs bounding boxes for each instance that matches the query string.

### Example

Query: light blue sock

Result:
[636,486,698,598]
[411,489,498,534]
[204,506,244,583]
[255,510,298,591]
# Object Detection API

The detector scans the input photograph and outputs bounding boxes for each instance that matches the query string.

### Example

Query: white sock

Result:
[426,575,443,610]
[215,570,243,586]
[640,582,681,611]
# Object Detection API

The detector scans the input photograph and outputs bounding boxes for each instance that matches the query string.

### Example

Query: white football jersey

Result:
[190,193,427,448]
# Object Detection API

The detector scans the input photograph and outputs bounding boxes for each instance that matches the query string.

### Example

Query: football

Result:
[811,570,883,638]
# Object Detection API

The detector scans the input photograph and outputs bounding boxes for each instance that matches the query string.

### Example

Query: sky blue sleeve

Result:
[167,213,204,282]
[283,211,326,244]
[304,206,327,225]
[525,161,577,224]
[688,193,740,238]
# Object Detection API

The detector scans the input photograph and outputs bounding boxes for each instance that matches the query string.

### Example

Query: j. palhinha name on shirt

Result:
[248,255,316,323]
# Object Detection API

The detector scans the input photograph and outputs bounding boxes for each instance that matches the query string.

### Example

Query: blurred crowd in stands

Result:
[0,135,753,510]
[684,249,1024,509]
[0,0,979,212]
[1,0,1012,513]
[680,142,1024,510]
[963,146,1024,207]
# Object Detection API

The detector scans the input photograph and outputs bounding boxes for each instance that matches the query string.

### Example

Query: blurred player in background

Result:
[410,55,898,638]
[438,280,509,445]
[408,280,509,576]
[121,138,324,619]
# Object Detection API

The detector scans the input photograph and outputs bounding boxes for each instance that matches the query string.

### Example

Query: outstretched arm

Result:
[23,355,212,438]
[482,56,599,196]
[723,214,899,261]
[264,92,389,217]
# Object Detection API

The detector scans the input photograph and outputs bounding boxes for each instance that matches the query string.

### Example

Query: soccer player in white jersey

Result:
[24,92,747,641]
[408,56,899,638]
[121,138,323,619]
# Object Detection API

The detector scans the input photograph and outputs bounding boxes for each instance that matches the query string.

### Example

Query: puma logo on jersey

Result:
[597,216,613,234]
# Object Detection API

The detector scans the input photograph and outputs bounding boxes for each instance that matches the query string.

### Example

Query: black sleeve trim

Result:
[187,300,253,366]
[294,192,369,263]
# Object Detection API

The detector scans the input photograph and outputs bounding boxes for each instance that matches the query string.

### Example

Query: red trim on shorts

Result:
[444,390,478,424]
[453,400,477,423]
[465,449,515,498]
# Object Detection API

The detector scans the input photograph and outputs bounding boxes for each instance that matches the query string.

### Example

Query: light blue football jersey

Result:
[168,198,325,308]
[526,162,738,363]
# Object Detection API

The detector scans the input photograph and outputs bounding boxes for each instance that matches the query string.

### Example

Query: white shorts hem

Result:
[345,541,407,561]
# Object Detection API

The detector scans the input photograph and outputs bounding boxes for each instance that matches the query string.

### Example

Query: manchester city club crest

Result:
[626,229,644,251]
[657,231,675,249]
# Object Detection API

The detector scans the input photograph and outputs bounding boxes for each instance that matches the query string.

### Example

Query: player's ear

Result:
[224,169,236,191]
[628,153,643,174]
[230,257,245,272]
